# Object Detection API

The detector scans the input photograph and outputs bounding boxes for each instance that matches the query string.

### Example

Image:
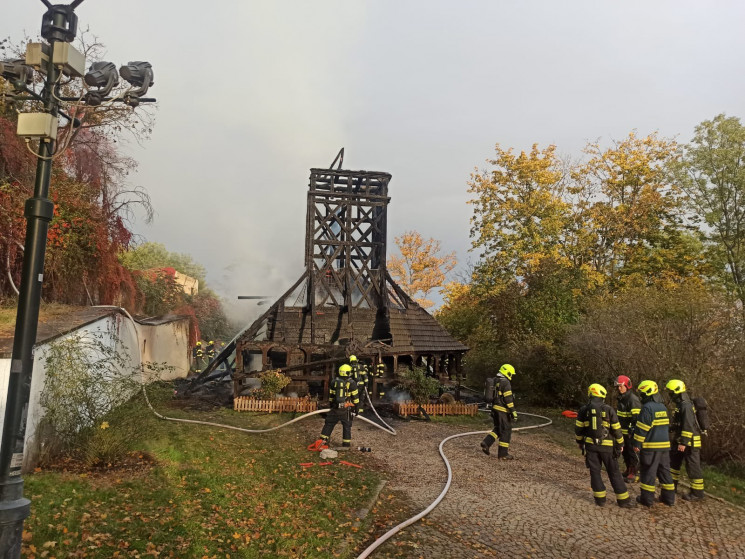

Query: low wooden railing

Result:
[393,401,478,417]
[233,397,318,413]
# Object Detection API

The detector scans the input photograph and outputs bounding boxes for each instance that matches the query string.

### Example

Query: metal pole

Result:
[0,16,60,559]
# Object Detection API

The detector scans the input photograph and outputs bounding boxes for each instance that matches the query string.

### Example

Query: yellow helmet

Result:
[499,363,515,380]
[665,379,686,394]
[638,380,659,397]
[349,355,358,362]
[339,364,352,376]
[588,383,607,398]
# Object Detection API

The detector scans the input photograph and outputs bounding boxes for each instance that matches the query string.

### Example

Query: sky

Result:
[5,0,745,324]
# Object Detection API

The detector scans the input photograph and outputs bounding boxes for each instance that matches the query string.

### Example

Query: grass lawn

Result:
[23,383,389,558]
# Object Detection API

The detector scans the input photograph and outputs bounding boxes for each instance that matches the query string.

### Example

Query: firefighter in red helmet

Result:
[614,375,642,482]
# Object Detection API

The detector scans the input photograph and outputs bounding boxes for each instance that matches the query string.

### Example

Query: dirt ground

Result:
[300,413,745,559]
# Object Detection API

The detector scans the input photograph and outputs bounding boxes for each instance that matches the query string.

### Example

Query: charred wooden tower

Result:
[234,151,468,399]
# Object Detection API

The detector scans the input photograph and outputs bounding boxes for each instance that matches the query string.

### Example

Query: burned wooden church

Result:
[232,151,468,399]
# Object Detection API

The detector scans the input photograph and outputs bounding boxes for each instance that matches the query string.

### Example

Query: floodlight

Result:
[0,59,34,91]
[83,61,118,106]
[119,61,154,106]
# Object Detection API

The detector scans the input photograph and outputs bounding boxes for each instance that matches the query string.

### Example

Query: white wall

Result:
[137,320,190,380]
[0,310,189,472]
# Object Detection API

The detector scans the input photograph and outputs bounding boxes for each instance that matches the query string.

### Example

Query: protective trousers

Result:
[670,447,704,497]
[638,450,675,506]
[320,408,352,447]
[585,450,630,506]
[481,410,512,457]
[621,434,639,474]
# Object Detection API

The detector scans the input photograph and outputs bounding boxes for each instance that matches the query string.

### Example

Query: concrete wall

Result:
[0,310,189,472]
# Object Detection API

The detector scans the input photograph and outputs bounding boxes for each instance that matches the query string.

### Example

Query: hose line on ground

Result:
[142,384,398,436]
[355,411,552,559]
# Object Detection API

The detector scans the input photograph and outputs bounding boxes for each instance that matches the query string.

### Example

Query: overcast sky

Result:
[6,0,745,322]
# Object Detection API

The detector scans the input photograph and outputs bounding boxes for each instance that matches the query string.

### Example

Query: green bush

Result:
[396,366,441,405]
[250,369,291,399]
[38,329,169,465]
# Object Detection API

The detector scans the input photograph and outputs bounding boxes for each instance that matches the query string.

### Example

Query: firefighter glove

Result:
[613,445,622,459]
[511,411,518,422]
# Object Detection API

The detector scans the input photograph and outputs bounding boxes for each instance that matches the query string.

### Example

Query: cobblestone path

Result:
[338,416,745,559]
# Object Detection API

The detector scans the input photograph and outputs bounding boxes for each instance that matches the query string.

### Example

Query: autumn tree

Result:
[119,242,207,287]
[0,33,155,306]
[468,144,576,292]
[674,114,745,309]
[388,231,456,309]
[576,131,699,288]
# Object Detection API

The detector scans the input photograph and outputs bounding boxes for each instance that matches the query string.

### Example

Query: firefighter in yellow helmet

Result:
[192,341,204,373]
[375,362,386,400]
[666,379,705,501]
[575,383,634,507]
[632,380,675,507]
[480,364,517,460]
[318,364,360,449]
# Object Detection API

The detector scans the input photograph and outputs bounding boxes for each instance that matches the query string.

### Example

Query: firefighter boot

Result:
[497,445,514,460]
[618,497,636,509]
[683,489,705,502]
[594,497,606,507]
[480,436,493,456]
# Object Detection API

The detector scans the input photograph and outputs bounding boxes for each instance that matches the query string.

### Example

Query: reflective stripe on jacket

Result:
[671,393,702,448]
[632,400,671,451]
[616,390,642,435]
[491,374,515,414]
[575,398,624,451]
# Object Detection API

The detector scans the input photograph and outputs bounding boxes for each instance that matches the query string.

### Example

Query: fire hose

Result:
[142,384,397,435]
[354,410,552,559]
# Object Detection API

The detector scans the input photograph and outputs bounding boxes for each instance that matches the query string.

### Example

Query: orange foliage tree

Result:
[388,231,456,309]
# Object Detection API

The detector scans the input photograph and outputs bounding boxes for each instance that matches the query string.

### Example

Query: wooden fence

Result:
[234,397,318,413]
[394,401,478,417]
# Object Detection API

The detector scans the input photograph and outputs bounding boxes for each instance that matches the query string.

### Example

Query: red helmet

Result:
[615,375,632,390]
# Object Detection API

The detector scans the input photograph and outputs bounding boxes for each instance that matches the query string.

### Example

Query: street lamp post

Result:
[0,2,155,555]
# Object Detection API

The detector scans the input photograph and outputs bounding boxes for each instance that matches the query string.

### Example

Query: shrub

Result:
[250,369,291,400]
[396,367,441,406]
[40,329,140,449]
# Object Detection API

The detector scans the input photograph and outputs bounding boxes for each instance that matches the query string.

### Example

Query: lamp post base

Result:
[0,477,30,558]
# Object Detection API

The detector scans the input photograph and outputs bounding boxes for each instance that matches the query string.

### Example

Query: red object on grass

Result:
[339,460,362,468]
[307,440,329,451]
[561,410,578,418]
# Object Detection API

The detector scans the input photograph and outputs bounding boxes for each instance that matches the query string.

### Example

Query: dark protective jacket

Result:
[616,390,642,436]
[575,397,624,452]
[490,373,515,415]
[632,397,671,451]
[329,376,360,411]
[670,393,702,448]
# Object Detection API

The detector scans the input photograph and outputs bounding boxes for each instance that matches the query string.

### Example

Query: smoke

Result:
[387,387,411,404]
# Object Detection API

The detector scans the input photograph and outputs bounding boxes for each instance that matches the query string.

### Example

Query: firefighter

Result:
[666,379,705,501]
[575,383,634,508]
[480,363,518,460]
[614,375,642,483]
[632,380,675,507]
[376,362,386,400]
[192,341,204,373]
[206,340,216,361]
[318,364,361,450]
[356,362,370,412]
